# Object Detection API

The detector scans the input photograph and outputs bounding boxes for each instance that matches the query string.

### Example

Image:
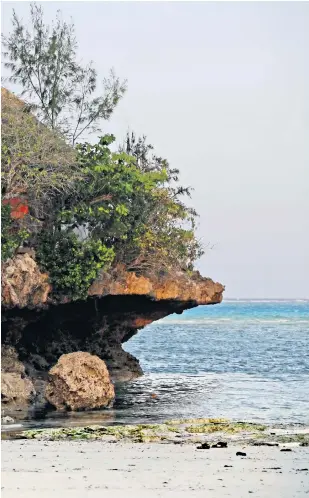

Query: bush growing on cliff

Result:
[60,134,203,274]
[62,135,167,245]
[118,132,204,272]
[36,231,114,299]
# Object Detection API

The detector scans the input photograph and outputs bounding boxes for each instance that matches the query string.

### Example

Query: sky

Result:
[1,1,308,298]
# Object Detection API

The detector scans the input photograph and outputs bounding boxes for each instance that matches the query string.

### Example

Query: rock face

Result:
[1,254,224,414]
[1,373,35,406]
[89,265,223,304]
[1,346,36,407]
[2,254,50,308]
[2,257,223,309]
[45,352,115,411]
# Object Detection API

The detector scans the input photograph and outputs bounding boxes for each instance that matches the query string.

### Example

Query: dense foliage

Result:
[1,4,204,299]
[36,231,114,299]
[118,132,203,272]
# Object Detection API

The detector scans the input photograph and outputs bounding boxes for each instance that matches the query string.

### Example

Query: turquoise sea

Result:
[117,300,309,424]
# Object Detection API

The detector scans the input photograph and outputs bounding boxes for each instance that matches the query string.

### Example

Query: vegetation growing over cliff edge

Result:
[1,4,204,299]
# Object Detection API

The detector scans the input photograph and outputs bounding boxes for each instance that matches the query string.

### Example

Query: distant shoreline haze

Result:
[224,298,309,301]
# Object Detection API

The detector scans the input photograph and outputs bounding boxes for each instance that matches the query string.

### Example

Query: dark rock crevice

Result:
[2,295,195,408]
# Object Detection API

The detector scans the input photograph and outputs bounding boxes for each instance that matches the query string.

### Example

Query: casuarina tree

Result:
[2,3,127,144]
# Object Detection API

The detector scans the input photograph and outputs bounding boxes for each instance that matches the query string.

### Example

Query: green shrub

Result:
[36,231,114,299]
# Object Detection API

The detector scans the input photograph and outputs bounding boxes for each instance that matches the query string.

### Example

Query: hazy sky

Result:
[2,1,308,298]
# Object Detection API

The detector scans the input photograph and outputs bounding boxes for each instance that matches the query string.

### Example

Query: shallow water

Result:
[3,300,309,431]
[116,300,309,424]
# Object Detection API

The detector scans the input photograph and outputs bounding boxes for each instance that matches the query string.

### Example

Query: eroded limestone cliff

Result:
[1,254,224,413]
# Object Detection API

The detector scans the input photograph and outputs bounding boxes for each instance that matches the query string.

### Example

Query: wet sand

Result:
[2,440,309,497]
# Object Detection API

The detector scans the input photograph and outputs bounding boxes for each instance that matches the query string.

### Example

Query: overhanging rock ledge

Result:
[1,254,224,412]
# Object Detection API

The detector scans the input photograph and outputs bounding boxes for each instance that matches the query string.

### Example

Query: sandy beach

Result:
[2,440,308,498]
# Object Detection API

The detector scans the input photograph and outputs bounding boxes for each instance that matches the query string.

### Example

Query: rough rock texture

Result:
[1,373,35,406]
[1,346,36,407]
[1,254,224,414]
[2,254,50,308]
[89,265,223,304]
[45,352,115,411]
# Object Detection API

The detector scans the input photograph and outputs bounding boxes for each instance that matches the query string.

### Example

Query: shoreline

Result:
[2,420,309,496]
[2,418,309,445]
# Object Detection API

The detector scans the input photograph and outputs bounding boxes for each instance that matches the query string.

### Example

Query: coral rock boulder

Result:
[1,346,36,407]
[45,352,115,411]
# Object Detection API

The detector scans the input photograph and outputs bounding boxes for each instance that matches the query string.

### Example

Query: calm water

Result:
[118,300,309,424]
[4,300,309,431]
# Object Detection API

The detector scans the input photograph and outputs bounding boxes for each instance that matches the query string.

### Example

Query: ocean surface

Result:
[117,300,309,425]
[4,300,309,431]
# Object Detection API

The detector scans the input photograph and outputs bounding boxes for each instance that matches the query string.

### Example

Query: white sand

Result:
[1,440,309,497]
